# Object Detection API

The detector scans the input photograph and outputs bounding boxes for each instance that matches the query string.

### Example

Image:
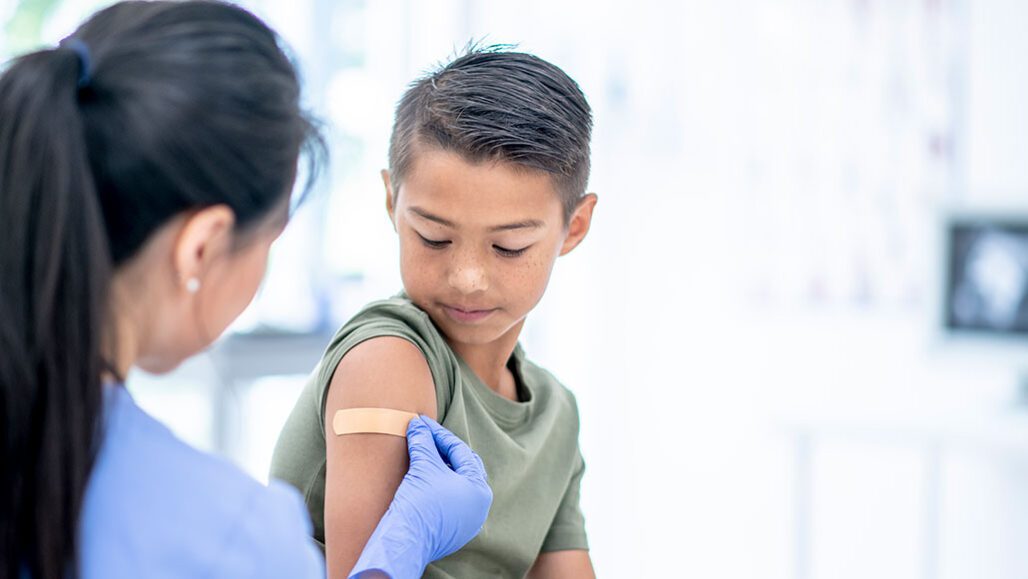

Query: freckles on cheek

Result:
[401,250,432,284]
[514,254,550,290]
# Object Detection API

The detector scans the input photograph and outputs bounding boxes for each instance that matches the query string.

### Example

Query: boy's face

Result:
[384,148,595,349]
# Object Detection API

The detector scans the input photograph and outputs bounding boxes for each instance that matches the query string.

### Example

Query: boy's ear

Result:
[382,169,398,231]
[559,193,597,256]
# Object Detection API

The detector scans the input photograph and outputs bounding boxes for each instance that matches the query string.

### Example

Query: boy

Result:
[271,46,597,578]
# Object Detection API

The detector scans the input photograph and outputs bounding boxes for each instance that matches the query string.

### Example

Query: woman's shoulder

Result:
[79,387,324,578]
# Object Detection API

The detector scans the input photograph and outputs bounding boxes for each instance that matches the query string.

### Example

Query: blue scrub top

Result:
[78,385,325,578]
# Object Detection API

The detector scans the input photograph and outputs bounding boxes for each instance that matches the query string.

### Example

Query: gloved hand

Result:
[348,415,493,579]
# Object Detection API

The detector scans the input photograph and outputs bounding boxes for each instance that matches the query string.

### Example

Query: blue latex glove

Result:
[348,415,493,579]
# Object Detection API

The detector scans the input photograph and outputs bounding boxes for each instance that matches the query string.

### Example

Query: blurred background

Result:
[4,0,1028,577]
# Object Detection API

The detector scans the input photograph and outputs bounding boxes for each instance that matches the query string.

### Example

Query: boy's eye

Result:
[416,232,450,249]
[494,244,529,258]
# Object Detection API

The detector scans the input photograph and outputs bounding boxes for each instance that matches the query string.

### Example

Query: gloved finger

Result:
[420,415,487,481]
[404,415,439,465]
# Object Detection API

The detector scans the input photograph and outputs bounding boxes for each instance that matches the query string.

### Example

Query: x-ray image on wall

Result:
[946,224,1028,334]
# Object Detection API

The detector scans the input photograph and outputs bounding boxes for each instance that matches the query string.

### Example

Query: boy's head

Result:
[387,46,592,223]
[382,47,596,350]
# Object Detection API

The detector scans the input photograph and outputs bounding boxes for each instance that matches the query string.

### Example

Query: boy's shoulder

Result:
[333,292,444,351]
[349,291,428,323]
[325,293,582,418]
[315,292,458,406]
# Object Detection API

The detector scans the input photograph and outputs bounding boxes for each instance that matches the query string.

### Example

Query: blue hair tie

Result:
[61,38,93,89]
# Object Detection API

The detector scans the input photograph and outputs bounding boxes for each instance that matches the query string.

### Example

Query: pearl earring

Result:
[185,277,200,293]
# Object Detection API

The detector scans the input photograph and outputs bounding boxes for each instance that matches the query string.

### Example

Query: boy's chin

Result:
[437,323,499,346]
[435,317,523,348]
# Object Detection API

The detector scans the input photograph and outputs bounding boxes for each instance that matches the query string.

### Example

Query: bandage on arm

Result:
[323,336,437,579]
[332,408,419,437]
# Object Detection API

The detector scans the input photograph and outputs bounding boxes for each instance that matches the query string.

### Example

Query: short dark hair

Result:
[388,45,592,222]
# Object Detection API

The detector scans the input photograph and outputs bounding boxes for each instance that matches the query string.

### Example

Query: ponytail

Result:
[0,44,112,579]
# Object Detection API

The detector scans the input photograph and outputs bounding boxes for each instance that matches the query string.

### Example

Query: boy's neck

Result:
[447,319,524,401]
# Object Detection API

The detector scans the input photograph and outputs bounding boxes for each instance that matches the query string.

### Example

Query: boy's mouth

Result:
[442,304,497,324]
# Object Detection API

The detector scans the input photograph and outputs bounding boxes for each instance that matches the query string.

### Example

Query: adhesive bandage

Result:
[332,407,419,437]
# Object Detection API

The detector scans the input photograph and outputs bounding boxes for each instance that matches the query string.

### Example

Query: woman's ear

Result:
[559,193,598,256]
[172,205,235,293]
[382,169,397,232]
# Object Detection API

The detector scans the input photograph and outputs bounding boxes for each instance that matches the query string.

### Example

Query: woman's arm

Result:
[322,337,437,578]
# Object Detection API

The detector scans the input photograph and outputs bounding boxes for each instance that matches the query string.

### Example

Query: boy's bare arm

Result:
[323,337,438,579]
[527,550,596,579]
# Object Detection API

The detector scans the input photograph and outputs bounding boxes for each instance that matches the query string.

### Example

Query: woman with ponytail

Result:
[0,2,491,578]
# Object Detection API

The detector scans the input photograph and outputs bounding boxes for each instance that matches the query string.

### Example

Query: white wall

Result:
[967,0,1028,200]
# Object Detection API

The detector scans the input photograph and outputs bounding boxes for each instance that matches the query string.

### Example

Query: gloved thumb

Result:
[405,415,437,467]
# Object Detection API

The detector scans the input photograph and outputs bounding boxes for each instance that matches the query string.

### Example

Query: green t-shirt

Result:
[269,294,588,578]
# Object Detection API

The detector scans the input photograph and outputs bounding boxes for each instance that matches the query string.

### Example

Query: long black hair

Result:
[0,2,323,577]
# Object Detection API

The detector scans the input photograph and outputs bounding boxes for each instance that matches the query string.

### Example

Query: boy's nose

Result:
[448,263,489,294]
